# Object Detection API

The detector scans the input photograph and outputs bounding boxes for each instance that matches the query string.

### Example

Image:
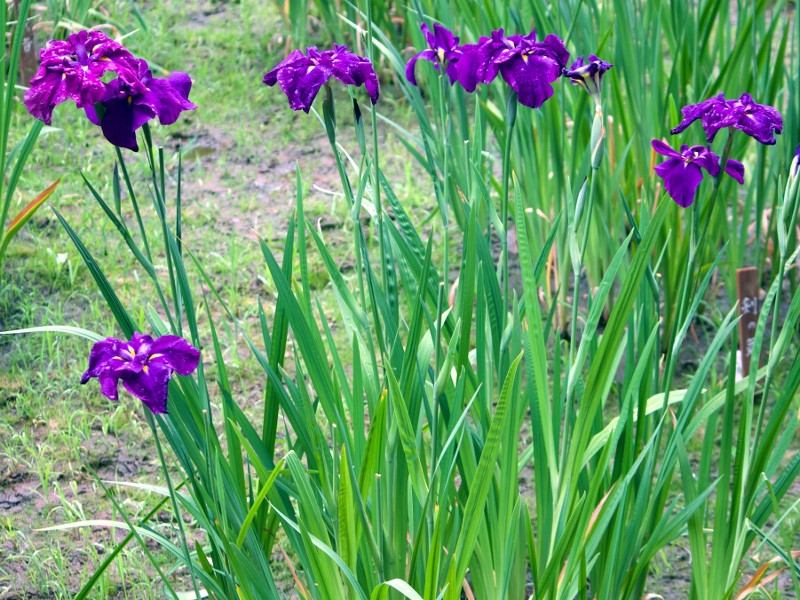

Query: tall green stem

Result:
[146,411,202,600]
[501,90,518,326]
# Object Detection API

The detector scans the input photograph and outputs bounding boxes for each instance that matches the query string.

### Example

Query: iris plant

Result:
[24,30,196,151]
[670,92,783,145]
[652,139,744,207]
[81,332,201,414]
[455,29,569,108]
[264,45,380,113]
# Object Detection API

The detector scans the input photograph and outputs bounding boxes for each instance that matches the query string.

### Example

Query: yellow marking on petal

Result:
[307,65,315,74]
[149,353,163,360]
[142,365,149,374]
[112,356,126,360]
[522,54,529,64]
[128,345,136,356]
[437,48,445,62]
[128,96,133,105]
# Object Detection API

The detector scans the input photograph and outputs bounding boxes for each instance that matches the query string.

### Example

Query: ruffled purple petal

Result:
[405,49,437,86]
[97,97,155,151]
[500,54,560,109]
[651,139,684,160]
[23,71,68,125]
[266,51,331,112]
[453,43,483,92]
[655,159,704,208]
[98,371,122,402]
[149,335,201,375]
[81,337,122,383]
[690,146,721,178]
[724,158,745,184]
[732,94,783,145]
[535,34,570,70]
[142,72,197,125]
[23,29,142,124]
[263,49,307,86]
[120,361,173,414]
[328,47,380,105]
[670,93,730,140]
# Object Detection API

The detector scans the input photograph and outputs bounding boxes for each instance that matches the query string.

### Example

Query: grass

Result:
[1,0,800,598]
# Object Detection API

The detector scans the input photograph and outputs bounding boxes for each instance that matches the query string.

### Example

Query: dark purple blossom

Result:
[84,59,196,152]
[562,54,613,103]
[792,143,800,178]
[652,139,745,207]
[23,30,143,125]
[81,332,201,414]
[670,92,783,145]
[264,45,379,113]
[405,23,461,86]
[454,29,569,108]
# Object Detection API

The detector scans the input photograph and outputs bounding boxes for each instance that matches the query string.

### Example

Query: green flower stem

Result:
[501,90,518,327]
[365,0,389,303]
[569,168,599,366]
[146,410,202,600]
[142,123,182,336]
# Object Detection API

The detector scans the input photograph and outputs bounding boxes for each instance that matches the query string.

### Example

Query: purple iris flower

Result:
[670,92,783,145]
[264,45,380,113]
[81,332,201,414]
[652,139,745,208]
[792,143,800,179]
[23,30,143,125]
[405,22,461,86]
[84,59,197,152]
[454,29,569,108]
[562,54,613,103]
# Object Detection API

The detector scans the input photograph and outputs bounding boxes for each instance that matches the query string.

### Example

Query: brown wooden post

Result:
[736,267,760,376]
[13,0,38,86]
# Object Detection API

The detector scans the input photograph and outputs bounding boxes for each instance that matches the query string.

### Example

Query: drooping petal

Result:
[272,58,329,112]
[81,337,122,383]
[651,139,684,160]
[96,97,156,151]
[263,50,308,87]
[98,371,122,402]
[328,47,380,105]
[452,43,483,92]
[23,71,68,125]
[535,34,570,71]
[120,361,173,414]
[690,146,721,178]
[731,93,783,145]
[670,93,733,141]
[724,158,745,184]
[499,53,560,108]
[148,335,202,375]
[405,49,437,85]
[655,159,705,208]
[142,72,197,125]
